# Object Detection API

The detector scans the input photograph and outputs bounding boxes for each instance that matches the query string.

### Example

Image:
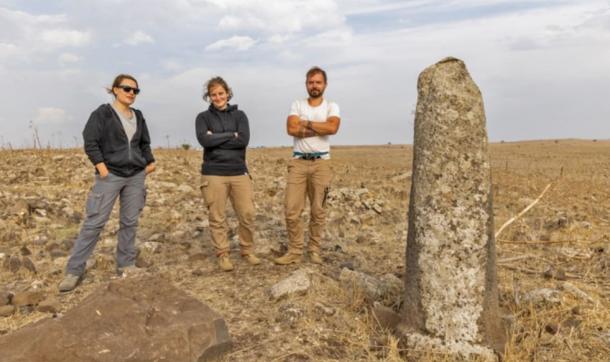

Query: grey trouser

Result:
[66,171,147,276]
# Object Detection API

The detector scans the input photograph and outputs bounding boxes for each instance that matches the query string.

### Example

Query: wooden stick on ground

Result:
[495,182,553,239]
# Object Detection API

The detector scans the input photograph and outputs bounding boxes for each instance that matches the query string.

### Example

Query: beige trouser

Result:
[200,174,255,256]
[285,158,332,255]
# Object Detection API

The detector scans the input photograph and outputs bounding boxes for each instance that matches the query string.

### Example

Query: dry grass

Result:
[0,140,609,361]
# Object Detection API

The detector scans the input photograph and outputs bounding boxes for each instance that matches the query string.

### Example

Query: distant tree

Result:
[181,143,191,150]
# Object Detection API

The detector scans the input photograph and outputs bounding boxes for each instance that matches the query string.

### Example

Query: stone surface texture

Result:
[270,268,311,300]
[339,268,402,305]
[0,275,232,362]
[402,57,504,359]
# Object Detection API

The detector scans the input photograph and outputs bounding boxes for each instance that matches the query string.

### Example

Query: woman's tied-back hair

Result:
[106,74,138,97]
[306,66,327,83]
[203,76,233,103]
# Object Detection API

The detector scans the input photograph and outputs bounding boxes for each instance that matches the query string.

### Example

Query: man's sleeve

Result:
[328,102,340,118]
[289,100,300,117]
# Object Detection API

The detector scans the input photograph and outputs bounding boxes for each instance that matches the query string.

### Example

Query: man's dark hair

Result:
[306,66,327,83]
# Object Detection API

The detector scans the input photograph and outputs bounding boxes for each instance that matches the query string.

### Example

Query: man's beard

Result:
[308,88,324,98]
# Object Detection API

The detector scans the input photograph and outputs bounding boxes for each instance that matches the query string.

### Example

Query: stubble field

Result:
[1,139,609,361]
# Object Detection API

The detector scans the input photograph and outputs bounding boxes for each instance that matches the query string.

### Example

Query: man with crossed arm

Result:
[274,66,341,265]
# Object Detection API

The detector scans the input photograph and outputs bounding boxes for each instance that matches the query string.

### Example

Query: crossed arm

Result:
[286,115,341,138]
[196,112,250,149]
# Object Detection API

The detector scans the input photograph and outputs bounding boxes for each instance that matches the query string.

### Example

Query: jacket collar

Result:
[209,103,238,113]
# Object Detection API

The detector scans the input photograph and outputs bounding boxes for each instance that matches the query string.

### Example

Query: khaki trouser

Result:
[285,158,332,254]
[200,174,255,256]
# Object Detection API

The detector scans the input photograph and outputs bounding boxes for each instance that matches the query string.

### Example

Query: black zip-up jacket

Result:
[195,104,249,176]
[83,104,155,177]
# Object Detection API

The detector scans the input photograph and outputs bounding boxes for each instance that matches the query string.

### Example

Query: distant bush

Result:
[181,144,191,150]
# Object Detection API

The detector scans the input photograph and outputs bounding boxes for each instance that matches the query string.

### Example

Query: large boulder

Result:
[0,275,232,361]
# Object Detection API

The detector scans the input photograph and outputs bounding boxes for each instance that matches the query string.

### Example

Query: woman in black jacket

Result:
[59,74,155,292]
[196,76,260,271]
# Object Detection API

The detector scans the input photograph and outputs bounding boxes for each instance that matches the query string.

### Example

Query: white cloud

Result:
[34,107,68,124]
[210,0,345,34]
[268,34,292,44]
[39,29,91,48]
[206,35,256,51]
[58,52,81,64]
[125,30,155,45]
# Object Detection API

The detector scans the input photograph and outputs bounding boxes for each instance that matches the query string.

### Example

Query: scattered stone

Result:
[21,257,36,273]
[523,288,561,306]
[37,299,61,314]
[276,303,304,327]
[0,276,232,362]
[1,291,12,306]
[143,241,161,253]
[192,269,204,276]
[11,291,45,306]
[543,266,567,281]
[562,282,595,303]
[8,255,21,273]
[32,235,48,246]
[314,302,336,317]
[562,317,582,329]
[20,246,31,256]
[270,268,311,300]
[85,258,96,271]
[545,323,559,335]
[372,303,401,331]
[339,268,402,305]
[0,305,15,317]
[49,249,67,258]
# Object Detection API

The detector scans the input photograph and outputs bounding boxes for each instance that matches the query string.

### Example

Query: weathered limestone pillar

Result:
[399,57,505,360]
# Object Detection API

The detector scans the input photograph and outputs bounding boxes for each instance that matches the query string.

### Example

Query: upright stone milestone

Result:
[399,57,505,359]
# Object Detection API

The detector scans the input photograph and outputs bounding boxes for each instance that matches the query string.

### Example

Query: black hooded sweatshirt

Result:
[195,104,250,176]
[82,104,155,177]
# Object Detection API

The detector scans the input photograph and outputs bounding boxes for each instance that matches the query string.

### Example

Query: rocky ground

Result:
[1,140,609,361]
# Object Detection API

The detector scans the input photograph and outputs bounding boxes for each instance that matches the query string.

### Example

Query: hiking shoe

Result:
[218,255,234,271]
[58,273,81,292]
[242,253,261,265]
[118,265,145,277]
[309,252,323,265]
[273,253,302,265]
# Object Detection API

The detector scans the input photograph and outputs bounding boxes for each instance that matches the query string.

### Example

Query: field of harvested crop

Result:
[1,140,609,361]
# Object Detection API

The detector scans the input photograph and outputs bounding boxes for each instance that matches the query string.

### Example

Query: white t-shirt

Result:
[289,99,340,159]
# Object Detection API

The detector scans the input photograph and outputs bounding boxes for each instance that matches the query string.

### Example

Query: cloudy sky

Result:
[0,0,608,148]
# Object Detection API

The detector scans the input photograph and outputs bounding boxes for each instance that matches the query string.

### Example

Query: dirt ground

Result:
[1,139,609,361]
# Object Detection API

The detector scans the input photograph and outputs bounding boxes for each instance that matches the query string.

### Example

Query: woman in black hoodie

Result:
[196,76,261,271]
[59,74,155,292]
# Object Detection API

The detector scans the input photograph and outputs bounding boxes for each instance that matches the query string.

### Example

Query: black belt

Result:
[293,152,328,160]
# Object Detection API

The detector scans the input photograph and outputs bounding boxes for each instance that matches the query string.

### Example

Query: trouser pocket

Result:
[200,180,210,205]
[322,186,330,207]
[85,192,103,217]
[140,187,147,212]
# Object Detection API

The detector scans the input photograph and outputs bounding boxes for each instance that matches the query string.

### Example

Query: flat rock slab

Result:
[270,268,311,300]
[0,275,232,362]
